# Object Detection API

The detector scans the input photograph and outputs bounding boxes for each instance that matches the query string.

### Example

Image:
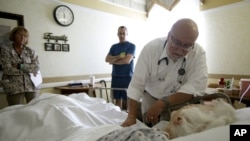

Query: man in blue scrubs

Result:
[105,26,136,110]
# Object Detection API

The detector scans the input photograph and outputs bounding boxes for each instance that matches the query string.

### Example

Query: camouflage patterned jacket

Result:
[0,45,40,95]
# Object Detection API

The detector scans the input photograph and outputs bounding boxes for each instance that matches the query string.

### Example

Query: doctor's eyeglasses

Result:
[170,36,194,51]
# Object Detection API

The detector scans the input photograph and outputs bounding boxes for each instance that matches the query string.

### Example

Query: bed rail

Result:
[93,82,232,122]
[93,87,127,103]
[166,93,232,114]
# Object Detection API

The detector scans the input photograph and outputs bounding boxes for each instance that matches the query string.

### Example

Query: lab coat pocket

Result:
[148,75,161,87]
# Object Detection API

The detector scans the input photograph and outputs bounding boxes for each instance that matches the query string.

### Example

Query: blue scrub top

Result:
[108,41,135,77]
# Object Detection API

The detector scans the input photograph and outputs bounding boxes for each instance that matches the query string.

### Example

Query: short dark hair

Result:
[118,26,127,32]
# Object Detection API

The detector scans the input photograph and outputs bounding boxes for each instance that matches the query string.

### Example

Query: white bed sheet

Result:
[0,92,249,141]
[0,93,142,141]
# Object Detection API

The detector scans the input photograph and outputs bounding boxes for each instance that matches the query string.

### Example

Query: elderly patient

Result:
[98,99,235,141]
[164,98,236,139]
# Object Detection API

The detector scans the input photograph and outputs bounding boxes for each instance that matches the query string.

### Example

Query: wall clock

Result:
[53,5,74,26]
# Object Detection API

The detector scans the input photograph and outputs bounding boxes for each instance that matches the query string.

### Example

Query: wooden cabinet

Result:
[54,86,95,97]
[54,83,103,96]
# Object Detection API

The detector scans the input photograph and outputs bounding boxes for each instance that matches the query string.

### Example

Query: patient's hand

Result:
[121,115,136,127]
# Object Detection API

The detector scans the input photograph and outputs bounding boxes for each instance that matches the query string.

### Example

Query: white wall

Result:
[199,1,250,75]
[0,0,155,77]
[1,0,250,79]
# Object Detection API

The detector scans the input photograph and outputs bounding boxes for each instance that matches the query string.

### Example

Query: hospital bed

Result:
[94,84,233,121]
[0,91,249,141]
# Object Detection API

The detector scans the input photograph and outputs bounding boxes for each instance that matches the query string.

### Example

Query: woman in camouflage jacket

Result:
[0,26,40,106]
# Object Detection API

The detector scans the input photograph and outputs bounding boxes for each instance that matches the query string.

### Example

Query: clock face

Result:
[53,5,74,26]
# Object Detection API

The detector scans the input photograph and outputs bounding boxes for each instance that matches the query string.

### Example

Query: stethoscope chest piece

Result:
[178,68,185,75]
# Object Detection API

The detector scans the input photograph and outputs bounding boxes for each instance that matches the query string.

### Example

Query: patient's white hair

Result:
[165,98,236,139]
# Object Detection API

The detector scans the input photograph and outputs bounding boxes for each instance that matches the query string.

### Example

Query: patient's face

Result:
[164,106,192,139]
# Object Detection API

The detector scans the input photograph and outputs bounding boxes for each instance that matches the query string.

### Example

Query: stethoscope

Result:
[157,40,186,92]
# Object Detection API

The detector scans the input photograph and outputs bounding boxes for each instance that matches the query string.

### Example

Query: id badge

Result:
[24,57,31,63]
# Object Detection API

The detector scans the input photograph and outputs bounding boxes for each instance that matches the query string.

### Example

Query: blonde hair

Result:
[9,26,29,45]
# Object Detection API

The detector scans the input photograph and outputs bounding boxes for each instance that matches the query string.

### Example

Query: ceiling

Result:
[61,0,244,20]
[102,0,146,12]
[101,0,244,12]
[102,0,181,12]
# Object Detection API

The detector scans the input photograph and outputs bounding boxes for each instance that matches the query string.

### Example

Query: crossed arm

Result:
[105,54,134,65]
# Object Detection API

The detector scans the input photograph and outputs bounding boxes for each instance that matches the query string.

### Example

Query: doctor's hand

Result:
[145,100,166,124]
[121,115,136,127]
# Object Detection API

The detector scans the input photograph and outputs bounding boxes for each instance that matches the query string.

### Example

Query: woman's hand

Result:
[32,72,37,76]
